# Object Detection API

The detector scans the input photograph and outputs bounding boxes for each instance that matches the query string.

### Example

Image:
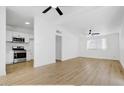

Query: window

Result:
[87,38,107,50]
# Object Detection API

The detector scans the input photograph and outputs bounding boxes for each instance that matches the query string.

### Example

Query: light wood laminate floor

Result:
[6,61,33,74]
[0,57,124,85]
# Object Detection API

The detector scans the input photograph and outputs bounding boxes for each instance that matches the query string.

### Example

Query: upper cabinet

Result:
[6,31,33,43]
[12,32,20,37]
[6,31,13,41]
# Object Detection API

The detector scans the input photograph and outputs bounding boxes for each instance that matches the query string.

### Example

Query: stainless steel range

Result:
[12,46,26,64]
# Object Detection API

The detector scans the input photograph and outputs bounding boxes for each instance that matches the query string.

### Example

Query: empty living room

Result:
[0,3,124,91]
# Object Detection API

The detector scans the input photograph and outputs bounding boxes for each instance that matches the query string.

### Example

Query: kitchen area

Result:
[6,29,34,74]
[6,7,34,74]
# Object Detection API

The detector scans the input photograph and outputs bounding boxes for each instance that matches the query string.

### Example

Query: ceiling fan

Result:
[88,29,100,36]
[42,6,63,16]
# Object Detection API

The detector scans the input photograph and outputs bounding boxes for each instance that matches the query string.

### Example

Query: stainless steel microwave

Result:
[12,37,25,43]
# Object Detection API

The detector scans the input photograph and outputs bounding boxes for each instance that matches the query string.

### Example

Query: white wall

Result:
[34,15,56,67]
[34,14,80,67]
[62,30,79,61]
[56,35,62,60]
[119,23,124,67]
[0,7,6,76]
[79,33,120,60]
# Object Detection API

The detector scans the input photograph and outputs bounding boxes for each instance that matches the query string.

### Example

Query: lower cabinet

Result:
[6,51,14,64]
[25,34,30,43]
[26,50,33,61]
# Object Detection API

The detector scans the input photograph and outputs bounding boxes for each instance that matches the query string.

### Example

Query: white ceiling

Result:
[6,6,44,29]
[6,6,124,35]
[59,6,124,35]
[6,6,84,29]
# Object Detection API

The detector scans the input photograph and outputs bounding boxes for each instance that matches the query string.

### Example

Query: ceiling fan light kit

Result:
[88,29,100,36]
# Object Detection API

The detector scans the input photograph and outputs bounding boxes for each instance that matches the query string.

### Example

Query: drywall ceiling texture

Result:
[6,6,124,35]
[59,6,124,35]
[6,7,34,30]
[0,7,6,76]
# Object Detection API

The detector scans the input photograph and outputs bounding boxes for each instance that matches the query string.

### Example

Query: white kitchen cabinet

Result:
[12,32,20,37]
[19,32,25,38]
[6,51,14,64]
[13,32,26,38]
[26,39,34,61]
[14,32,30,43]
[24,34,29,43]
[26,50,33,61]
[6,31,30,43]
[6,31,13,41]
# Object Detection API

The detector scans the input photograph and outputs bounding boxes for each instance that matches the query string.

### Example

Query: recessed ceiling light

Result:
[25,22,30,25]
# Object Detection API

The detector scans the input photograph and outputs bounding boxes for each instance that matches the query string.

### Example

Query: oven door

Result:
[14,51,26,63]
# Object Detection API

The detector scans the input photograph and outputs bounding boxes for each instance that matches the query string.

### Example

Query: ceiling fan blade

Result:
[42,6,52,13]
[55,7,63,15]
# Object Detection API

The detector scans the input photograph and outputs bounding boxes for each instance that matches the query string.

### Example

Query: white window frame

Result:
[87,38,107,50]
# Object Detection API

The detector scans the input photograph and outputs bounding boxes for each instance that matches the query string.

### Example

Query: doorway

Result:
[56,35,62,62]
[6,6,34,74]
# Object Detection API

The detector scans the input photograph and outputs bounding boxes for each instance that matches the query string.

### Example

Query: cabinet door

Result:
[6,51,14,64]
[26,51,32,61]
[19,33,25,38]
[25,34,29,43]
[6,31,13,41]
[12,32,20,37]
